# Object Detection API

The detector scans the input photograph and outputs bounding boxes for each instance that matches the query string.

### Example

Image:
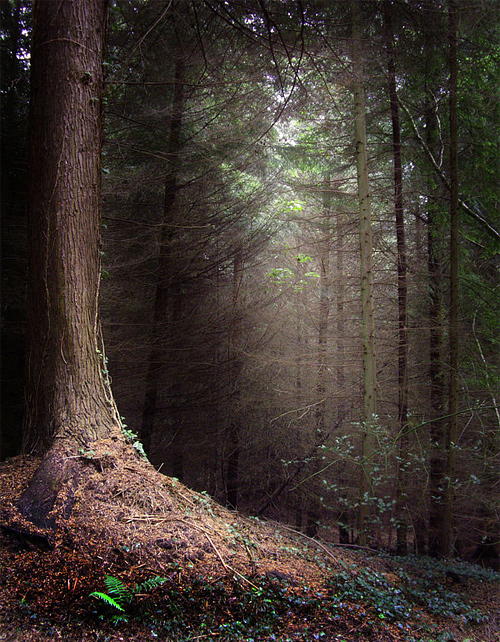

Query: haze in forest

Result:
[1,0,499,567]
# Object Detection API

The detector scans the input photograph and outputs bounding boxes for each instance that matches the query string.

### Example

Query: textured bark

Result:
[384,0,409,554]
[19,0,118,527]
[424,22,446,557]
[352,0,377,546]
[440,0,459,556]
[22,0,115,455]
[315,175,332,435]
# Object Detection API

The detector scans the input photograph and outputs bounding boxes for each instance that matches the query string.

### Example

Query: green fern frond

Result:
[90,574,166,619]
[89,591,125,611]
[134,576,167,595]
[103,575,133,605]
[110,614,129,624]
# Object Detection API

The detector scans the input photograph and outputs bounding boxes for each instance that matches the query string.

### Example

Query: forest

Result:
[0,1,499,641]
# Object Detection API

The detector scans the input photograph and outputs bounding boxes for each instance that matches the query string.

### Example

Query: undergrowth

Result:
[84,555,497,640]
[90,575,167,624]
[328,554,498,639]
[16,553,497,641]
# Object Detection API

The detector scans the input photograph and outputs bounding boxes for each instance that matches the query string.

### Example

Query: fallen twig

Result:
[126,514,260,589]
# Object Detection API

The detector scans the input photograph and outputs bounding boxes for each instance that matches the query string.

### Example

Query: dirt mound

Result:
[1,441,498,641]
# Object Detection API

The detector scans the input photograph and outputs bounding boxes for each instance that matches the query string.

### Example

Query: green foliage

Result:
[78,447,96,460]
[267,253,319,294]
[120,418,148,459]
[330,566,412,621]
[89,574,166,625]
[89,591,124,612]
[268,267,294,284]
[329,556,494,631]
[399,554,500,583]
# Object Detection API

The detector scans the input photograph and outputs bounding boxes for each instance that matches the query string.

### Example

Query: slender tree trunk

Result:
[427,220,446,556]
[335,205,349,543]
[423,23,447,557]
[384,0,409,554]
[335,208,346,424]
[141,53,185,456]
[352,0,377,546]
[226,238,243,509]
[472,313,500,567]
[19,0,119,527]
[315,175,332,435]
[306,174,333,538]
[440,0,459,556]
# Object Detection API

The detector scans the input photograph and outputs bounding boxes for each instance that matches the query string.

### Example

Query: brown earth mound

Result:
[0,437,498,641]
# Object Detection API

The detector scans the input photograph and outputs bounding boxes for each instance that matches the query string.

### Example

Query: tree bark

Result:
[440,0,459,557]
[335,198,349,544]
[424,17,447,558]
[226,238,244,509]
[315,175,332,436]
[352,0,377,546]
[19,0,119,527]
[383,0,409,555]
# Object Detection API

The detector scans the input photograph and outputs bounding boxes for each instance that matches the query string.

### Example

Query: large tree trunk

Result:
[352,0,377,546]
[19,0,120,527]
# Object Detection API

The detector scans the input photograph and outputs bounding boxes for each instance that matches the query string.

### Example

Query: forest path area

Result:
[0,445,498,642]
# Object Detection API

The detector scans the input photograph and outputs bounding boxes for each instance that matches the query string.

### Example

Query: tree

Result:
[140,33,186,459]
[351,0,377,545]
[420,4,448,556]
[383,0,409,554]
[18,0,121,527]
[439,0,459,557]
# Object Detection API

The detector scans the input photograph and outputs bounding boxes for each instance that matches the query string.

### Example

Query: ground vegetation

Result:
[1,1,499,639]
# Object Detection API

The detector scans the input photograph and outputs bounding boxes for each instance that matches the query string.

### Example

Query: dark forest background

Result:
[1,0,499,565]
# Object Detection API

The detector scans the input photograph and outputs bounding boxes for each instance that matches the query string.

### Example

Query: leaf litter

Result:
[0,434,498,641]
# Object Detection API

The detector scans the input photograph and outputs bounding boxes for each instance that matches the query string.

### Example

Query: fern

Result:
[89,574,167,623]
[103,575,134,607]
[134,576,167,595]
[89,591,125,612]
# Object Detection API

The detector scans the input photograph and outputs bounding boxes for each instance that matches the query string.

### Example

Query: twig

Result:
[278,523,378,560]
[125,515,260,589]
[175,519,260,589]
[400,100,500,242]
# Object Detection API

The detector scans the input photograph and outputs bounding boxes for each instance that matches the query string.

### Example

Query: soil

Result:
[1,435,498,641]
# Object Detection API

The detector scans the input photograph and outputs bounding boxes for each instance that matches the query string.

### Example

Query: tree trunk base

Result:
[17,443,81,528]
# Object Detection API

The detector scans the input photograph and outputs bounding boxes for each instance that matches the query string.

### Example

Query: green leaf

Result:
[103,575,133,605]
[134,576,167,594]
[89,591,125,611]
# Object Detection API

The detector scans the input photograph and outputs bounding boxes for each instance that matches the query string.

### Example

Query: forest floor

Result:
[0,436,499,642]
